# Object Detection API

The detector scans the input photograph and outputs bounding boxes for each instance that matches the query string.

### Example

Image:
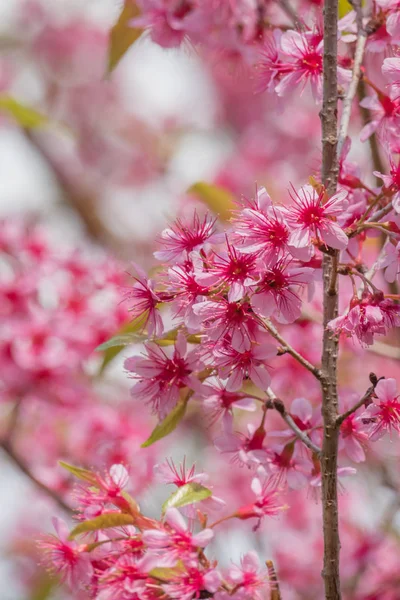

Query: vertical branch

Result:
[320,0,341,597]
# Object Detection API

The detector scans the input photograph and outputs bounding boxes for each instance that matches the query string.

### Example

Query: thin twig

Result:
[337,5,367,156]
[336,373,380,425]
[263,319,322,379]
[1,441,72,514]
[267,560,283,600]
[266,388,322,456]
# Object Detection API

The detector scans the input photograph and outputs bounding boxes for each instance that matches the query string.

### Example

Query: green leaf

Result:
[96,332,146,352]
[69,512,135,539]
[59,461,98,485]
[187,181,236,221]
[338,0,353,17]
[30,573,56,600]
[0,95,49,129]
[156,329,202,347]
[162,482,212,514]
[141,398,188,447]
[97,315,146,374]
[150,566,184,582]
[108,1,143,72]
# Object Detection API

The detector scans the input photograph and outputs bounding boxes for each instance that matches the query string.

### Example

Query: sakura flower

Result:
[143,508,213,564]
[195,376,256,429]
[224,551,270,600]
[154,212,217,263]
[122,266,163,337]
[132,0,192,48]
[285,184,349,251]
[210,335,276,391]
[382,57,400,99]
[339,397,369,462]
[162,564,221,600]
[235,471,286,525]
[39,518,93,591]
[124,332,202,418]
[374,158,400,213]
[233,188,291,264]
[268,442,313,490]
[360,378,400,440]
[276,30,324,100]
[328,293,400,346]
[196,240,258,302]
[97,553,159,600]
[192,298,260,352]
[214,422,269,467]
[254,30,282,93]
[154,458,208,487]
[376,241,400,282]
[359,92,400,150]
[167,259,210,324]
[250,260,314,324]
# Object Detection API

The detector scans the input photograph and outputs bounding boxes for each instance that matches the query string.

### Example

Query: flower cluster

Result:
[40,461,282,600]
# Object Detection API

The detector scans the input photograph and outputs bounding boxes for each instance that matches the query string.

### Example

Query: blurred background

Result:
[1,1,400,599]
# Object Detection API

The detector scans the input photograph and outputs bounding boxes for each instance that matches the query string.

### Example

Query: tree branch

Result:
[1,441,72,515]
[266,388,322,456]
[320,0,342,595]
[263,319,322,380]
[337,5,367,156]
[336,373,380,426]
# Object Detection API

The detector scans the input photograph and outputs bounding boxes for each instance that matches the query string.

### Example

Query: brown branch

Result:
[263,319,322,380]
[336,373,380,426]
[266,388,322,456]
[267,560,283,600]
[320,0,341,595]
[1,441,72,514]
[24,131,123,253]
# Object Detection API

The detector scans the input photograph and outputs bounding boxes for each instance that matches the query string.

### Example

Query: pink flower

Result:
[210,335,276,391]
[122,265,163,337]
[233,187,291,265]
[376,241,400,282]
[267,442,313,490]
[254,30,282,93]
[97,553,159,600]
[360,378,400,440]
[124,332,202,418]
[192,298,260,352]
[195,376,256,429]
[143,508,213,564]
[154,212,217,263]
[154,458,208,487]
[224,551,270,600]
[133,1,192,48]
[39,518,93,591]
[250,259,314,324]
[196,240,258,302]
[276,30,324,99]
[167,259,210,324]
[374,158,400,213]
[285,185,349,251]
[236,472,286,526]
[359,92,400,151]
[382,57,400,99]
[339,398,369,462]
[214,423,269,468]
[162,564,221,600]
[328,294,400,346]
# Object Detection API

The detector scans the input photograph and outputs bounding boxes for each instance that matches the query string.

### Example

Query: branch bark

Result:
[320,0,341,596]
[1,441,72,514]
[266,388,322,455]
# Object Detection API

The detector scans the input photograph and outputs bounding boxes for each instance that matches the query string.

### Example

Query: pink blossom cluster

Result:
[0,219,158,495]
[39,460,285,600]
